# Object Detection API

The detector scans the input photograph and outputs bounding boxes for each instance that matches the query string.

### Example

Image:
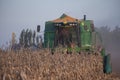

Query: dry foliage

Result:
[0,49,120,80]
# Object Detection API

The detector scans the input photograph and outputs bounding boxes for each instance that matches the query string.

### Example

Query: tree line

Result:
[19,29,43,48]
[10,26,120,51]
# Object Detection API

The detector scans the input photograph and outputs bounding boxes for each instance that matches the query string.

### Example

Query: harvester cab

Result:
[44,14,95,51]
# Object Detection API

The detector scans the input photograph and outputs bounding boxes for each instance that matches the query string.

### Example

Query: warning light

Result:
[64,21,67,24]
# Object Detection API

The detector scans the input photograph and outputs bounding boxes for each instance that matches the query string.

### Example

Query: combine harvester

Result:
[42,13,112,74]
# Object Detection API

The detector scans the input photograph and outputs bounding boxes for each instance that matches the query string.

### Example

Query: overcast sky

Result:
[0,0,120,47]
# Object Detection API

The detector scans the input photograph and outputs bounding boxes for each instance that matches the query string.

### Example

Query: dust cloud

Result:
[96,26,120,73]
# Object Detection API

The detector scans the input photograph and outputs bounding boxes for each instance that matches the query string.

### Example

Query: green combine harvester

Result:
[43,14,112,73]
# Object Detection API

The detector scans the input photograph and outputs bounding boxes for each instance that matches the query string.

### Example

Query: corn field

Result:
[0,49,120,80]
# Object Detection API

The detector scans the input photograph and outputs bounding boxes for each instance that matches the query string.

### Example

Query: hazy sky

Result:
[0,0,120,47]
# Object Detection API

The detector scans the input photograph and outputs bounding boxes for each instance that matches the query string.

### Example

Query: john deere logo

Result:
[81,22,84,26]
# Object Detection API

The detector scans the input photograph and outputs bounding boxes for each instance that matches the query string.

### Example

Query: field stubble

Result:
[0,49,120,80]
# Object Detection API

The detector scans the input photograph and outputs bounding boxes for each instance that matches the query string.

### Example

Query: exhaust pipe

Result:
[84,15,86,21]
